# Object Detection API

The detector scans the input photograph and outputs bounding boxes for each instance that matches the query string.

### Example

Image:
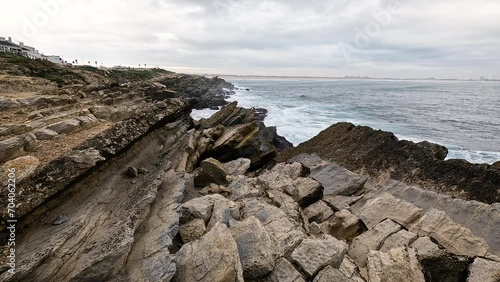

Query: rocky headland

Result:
[0,53,499,282]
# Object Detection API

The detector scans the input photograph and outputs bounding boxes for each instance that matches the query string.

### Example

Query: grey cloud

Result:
[0,0,499,78]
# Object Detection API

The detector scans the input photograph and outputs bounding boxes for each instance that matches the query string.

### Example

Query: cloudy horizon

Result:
[1,0,500,79]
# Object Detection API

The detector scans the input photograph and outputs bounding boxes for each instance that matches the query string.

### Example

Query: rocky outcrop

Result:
[278,122,500,204]
[1,58,498,281]
[157,74,234,109]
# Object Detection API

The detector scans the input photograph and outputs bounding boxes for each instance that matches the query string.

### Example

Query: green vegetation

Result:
[0,52,175,86]
[109,68,174,82]
[0,53,86,87]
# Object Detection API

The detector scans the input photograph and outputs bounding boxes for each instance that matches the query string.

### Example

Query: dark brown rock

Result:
[278,122,500,204]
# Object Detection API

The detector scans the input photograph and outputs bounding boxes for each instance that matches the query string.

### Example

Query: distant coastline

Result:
[201,73,499,82]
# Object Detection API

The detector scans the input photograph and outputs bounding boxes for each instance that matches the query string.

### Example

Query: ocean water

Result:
[192,79,500,164]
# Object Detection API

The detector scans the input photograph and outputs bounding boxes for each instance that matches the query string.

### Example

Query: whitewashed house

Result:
[0,37,22,54]
[20,42,42,59]
[42,55,64,65]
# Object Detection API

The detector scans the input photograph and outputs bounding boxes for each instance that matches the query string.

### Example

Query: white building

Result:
[0,37,22,54]
[42,55,64,65]
[1,36,62,64]
[20,42,42,59]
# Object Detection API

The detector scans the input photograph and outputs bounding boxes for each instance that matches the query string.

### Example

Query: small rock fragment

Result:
[179,219,206,243]
[53,215,69,225]
[127,166,139,177]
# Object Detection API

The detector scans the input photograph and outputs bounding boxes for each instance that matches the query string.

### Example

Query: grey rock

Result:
[322,209,365,241]
[260,162,309,181]
[240,198,305,256]
[47,118,81,134]
[288,153,330,169]
[267,188,301,221]
[313,266,354,282]
[180,194,226,224]
[53,215,69,225]
[339,255,364,281]
[409,208,489,257]
[303,200,334,224]
[467,258,500,282]
[224,158,251,175]
[77,114,99,129]
[206,197,239,231]
[379,230,418,252]
[230,216,276,279]
[367,247,425,282]
[410,236,445,259]
[263,258,305,282]
[323,195,363,211]
[65,148,105,169]
[227,175,263,200]
[34,128,58,140]
[310,163,367,196]
[357,193,423,229]
[283,177,323,207]
[194,158,229,187]
[348,219,402,267]
[0,134,39,163]
[174,222,244,282]
[291,235,348,277]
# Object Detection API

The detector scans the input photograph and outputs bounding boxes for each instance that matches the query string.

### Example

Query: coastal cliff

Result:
[0,55,499,281]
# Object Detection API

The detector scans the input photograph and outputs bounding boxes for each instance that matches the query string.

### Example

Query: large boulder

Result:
[47,118,81,134]
[203,119,277,169]
[358,193,423,229]
[224,158,251,175]
[259,162,310,182]
[409,208,489,257]
[379,229,418,252]
[263,258,305,282]
[303,200,334,224]
[240,198,305,256]
[283,177,324,207]
[321,209,366,241]
[310,164,367,196]
[174,222,244,282]
[34,128,58,140]
[339,256,365,282]
[291,235,348,277]
[0,134,39,163]
[181,194,227,224]
[194,158,229,187]
[230,216,276,279]
[467,258,500,282]
[206,197,240,231]
[313,266,354,282]
[348,219,402,267]
[367,247,425,282]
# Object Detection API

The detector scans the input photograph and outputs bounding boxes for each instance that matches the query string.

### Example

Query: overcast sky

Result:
[1,0,499,78]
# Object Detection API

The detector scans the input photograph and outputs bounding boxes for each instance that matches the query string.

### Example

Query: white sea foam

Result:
[194,79,500,164]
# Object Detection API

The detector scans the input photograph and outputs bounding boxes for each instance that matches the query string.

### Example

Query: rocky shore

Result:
[0,55,499,281]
